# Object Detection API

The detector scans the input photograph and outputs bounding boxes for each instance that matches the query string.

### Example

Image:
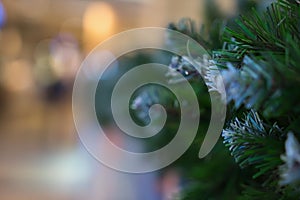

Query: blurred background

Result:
[0,0,251,199]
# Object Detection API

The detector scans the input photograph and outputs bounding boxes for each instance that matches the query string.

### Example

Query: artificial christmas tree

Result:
[129,0,300,199]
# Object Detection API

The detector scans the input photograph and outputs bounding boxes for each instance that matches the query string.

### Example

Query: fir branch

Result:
[222,110,285,180]
[215,0,300,67]
[221,41,300,119]
[237,184,280,200]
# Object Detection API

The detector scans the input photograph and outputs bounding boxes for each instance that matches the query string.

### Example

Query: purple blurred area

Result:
[0,1,5,28]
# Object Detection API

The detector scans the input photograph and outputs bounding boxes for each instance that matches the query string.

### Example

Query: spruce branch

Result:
[214,0,300,68]
[222,110,285,180]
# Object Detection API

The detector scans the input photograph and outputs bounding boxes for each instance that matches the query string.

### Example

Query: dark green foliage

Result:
[218,0,300,198]
[183,0,300,198]
[168,17,225,52]
[130,0,300,199]
[215,0,300,119]
[223,110,284,180]
[215,0,300,67]
[181,142,241,200]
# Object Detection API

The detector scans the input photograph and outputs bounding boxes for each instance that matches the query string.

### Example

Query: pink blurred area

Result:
[0,0,234,199]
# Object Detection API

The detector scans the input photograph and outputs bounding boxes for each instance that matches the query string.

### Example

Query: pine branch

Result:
[222,110,285,180]
[222,48,300,119]
[237,184,280,200]
[214,0,300,68]
[168,18,225,51]
[218,0,300,119]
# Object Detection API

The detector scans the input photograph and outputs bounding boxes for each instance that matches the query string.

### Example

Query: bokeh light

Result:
[83,2,116,51]
[2,59,33,92]
[0,1,6,27]
[0,27,23,57]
